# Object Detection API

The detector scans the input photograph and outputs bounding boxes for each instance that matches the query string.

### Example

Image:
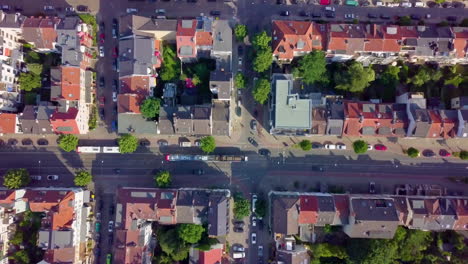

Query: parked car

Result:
[108,221,114,232]
[232,244,245,252]
[99,46,104,57]
[380,14,391,19]
[325,11,335,18]
[158,140,169,147]
[112,79,118,91]
[258,245,264,257]
[423,149,436,157]
[368,13,377,19]
[312,142,323,149]
[250,119,257,131]
[252,215,257,227]
[439,149,451,157]
[251,233,257,244]
[311,12,322,18]
[65,7,75,12]
[109,205,115,215]
[238,45,244,56]
[259,149,271,157]
[337,144,347,150]
[369,182,376,194]
[248,137,258,147]
[280,10,290,16]
[325,144,336,150]
[367,144,373,151]
[233,227,244,233]
[77,5,88,12]
[44,5,54,11]
[47,175,59,180]
[126,8,138,13]
[252,194,258,213]
[410,14,421,20]
[299,11,308,17]
[344,14,356,19]
[112,92,117,102]
[31,175,42,181]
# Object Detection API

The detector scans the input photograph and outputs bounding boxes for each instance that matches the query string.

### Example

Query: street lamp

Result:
[38,160,41,176]
[101,160,104,176]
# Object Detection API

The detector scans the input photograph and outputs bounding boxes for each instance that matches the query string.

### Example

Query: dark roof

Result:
[207,194,229,236]
[209,71,231,100]
[352,198,399,222]
[19,105,54,134]
[272,195,300,235]
[212,101,230,136]
[118,113,157,134]
[119,35,155,76]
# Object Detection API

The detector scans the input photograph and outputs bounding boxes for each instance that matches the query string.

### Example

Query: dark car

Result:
[234,221,245,228]
[238,45,243,56]
[410,14,421,20]
[99,77,105,87]
[158,140,168,147]
[210,10,221,16]
[280,10,290,16]
[37,139,48,145]
[109,205,115,215]
[108,235,113,245]
[192,169,204,175]
[325,11,335,18]
[311,12,322,18]
[233,227,244,233]
[299,11,308,17]
[77,5,88,12]
[447,16,457,22]
[259,149,271,157]
[99,108,105,119]
[139,139,150,146]
[248,137,258,147]
[368,13,377,19]
[311,166,324,172]
[99,22,105,32]
[112,79,118,91]
[22,139,33,145]
[380,14,391,19]
[369,182,375,194]
[423,150,436,157]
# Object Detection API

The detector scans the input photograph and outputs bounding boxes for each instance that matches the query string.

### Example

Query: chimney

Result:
[359,114,364,123]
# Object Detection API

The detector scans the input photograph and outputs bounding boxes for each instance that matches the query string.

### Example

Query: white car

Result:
[31,175,42,181]
[325,6,335,11]
[251,194,257,213]
[47,175,59,180]
[401,2,412,7]
[99,46,104,57]
[155,9,166,14]
[325,144,336,150]
[112,92,117,102]
[367,144,373,151]
[344,14,355,19]
[337,144,347,150]
[238,57,242,66]
[251,233,257,244]
[108,221,114,232]
[252,215,257,227]
[126,8,138,13]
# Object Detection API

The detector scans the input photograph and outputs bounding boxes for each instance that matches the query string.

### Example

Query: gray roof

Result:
[157,107,175,135]
[411,108,430,137]
[38,230,51,248]
[316,195,336,226]
[272,74,311,130]
[208,194,229,236]
[212,101,230,136]
[272,195,300,235]
[179,46,193,56]
[139,19,177,32]
[209,71,232,100]
[19,105,54,134]
[118,113,157,134]
[0,11,24,28]
[326,102,344,136]
[119,35,155,77]
[277,245,310,264]
[212,20,232,54]
[174,106,193,135]
[57,17,82,66]
[51,230,73,248]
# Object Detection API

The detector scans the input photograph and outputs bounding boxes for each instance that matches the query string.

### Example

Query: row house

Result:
[112,187,230,264]
[21,16,61,52]
[176,17,214,61]
[269,191,468,241]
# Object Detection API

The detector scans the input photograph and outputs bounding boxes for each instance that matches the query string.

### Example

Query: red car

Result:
[98,96,105,106]
[99,33,105,44]
[374,145,387,151]
[112,47,118,58]
[320,0,330,4]
[439,149,451,157]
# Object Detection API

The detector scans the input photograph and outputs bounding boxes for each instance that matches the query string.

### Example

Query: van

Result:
[414,1,424,7]
[180,141,192,147]
[232,252,245,259]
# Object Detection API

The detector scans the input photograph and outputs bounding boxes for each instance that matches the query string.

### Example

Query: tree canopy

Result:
[293,51,328,85]
[311,243,348,264]
[177,224,205,244]
[252,78,271,104]
[118,134,138,154]
[140,97,161,119]
[252,31,271,50]
[397,16,412,26]
[334,61,375,93]
[407,147,420,158]
[234,24,248,42]
[3,169,30,189]
[255,199,267,218]
[160,45,180,81]
[299,140,312,151]
[235,73,246,89]
[459,150,468,160]
[200,136,216,154]
[58,134,79,152]
[233,194,250,219]
[253,49,273,73]
[155,170,171,188]
[409,65,442,87]
[353,140,368,154]
[158,228,190,261]
[19,72,41,92]
[74,170,93,186]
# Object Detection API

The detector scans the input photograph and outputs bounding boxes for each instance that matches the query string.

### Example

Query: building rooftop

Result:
[118,113,157,134]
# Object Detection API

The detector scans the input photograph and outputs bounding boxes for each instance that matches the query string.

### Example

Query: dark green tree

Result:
[10,231,23,245]
[407,147,420,158]
[398,229,433,262]
[397,16,412,26]
[460,18,468,27]
[58,134,79,152]
[235,73,246,89]
[18,72,41,92]
[233,194,250,219]
[200,136,216,154]
[252,78,271,104]
[334,61,375,93]
[140,97,161,119]
[118,134,139,154]
[155,170,171,188]
[292,50,327,85]
[177,224,205,244]
[253,49,273,73]
[252,31,271,50]
[3,169,30,189]
[255,199,267,218]
[459,150,468,160]
[353,140,368,154]
[299,140,312,151]
[10,250,29,264]
[74,170,93,186]
[311,243,348,264]
[25,51,41,63]
[234,24,248,42]
[158,228,190,261]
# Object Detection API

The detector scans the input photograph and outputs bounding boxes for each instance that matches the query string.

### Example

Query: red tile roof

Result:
[298,196,318,224]
[0,190,16,203]
[0,113,17,134]
[117,94,142,114]
[196,31,213,46]
[453,27,468,58]
[272,20,321,60]
[451,199,468,230]
[50,107,80,134]
[343,101,395,137]
[333,194,349,224]
[22,17,61,49]
[119,76,151,98]
[199,247,223,264]
[426,110,443,138]
[61,66,81,101]
[177,20,196,36]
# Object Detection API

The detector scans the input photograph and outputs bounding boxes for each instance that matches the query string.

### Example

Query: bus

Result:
[76,146,101,153]
[165,154,248,162]
[102,147,120,153]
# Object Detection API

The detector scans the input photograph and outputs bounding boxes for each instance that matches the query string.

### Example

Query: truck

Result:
[77,146,101,153]
[102,147,120,153]
[165,154,248,162]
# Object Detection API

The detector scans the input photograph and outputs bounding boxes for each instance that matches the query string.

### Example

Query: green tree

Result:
[200,136,216,154]
[234,24,248,42]
[160,45,180,81]
[444,75,464,87]
[74,170,93,186]
[292,51,327,85]
[311,243,348,264]
[398,229,433,262]
[177,224,205,244]
[459,150,468,160]
[3,169,30,189]
[397,16,412,26]
[18,72,41,91]
[353,140,368,154]
[252,78,271,104]
[334,61,375,93]
[192,75,201,86]
[58,134,79,152]
[10,231,23,245]
[10,250,29,264]
[255,199,267,218]
[118,134,138,154]
[299,140,312,151]
[253,49,273,73]
[407,147,420,158]
[233,194,250,219]
[25,51,41,63]
[235,73,246,89]
[28,63,43,75]
[158,228,190,261]
[252,31,271,50]
[324,224,333,234]
[155,170,171,188]
[140,97,161,119]
[460,18,468,27]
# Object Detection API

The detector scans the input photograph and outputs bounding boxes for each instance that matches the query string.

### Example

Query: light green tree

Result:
[252,78,271,104]
[58,134,79,152]
[252,31,271,50]
[234,24,248,42]
[118,134,138,154]
[3,169,30,189]
[177,224,205,244]
[74,170,93,186]
[235,73,246,89]
[155,171,171,188]
[200,136,216,154]
[292,51,327,85]
[253,49,273,73]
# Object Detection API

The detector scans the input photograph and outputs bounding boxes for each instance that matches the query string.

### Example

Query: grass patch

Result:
[88,105,97,130]
[78,14,97,46]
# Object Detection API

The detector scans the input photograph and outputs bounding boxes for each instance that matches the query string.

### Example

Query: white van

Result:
[233,252,245,259]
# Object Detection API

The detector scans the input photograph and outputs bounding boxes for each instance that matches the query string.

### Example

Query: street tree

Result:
[407,147,420,158]
[235,73,246,89]
[118,134,138,154]
[233,194,250,219]
[200,136,216,154]
[252,78,271,104]
[155,170,171,188]
[353,140,368,154]
[234,24,248,42]
[397,16,412,26]
[140,97,161,119]
[58,134,79,152]
[252,31,271,50]
[3,169,30,189]
[255,199,267,218]
[299,140,312,151]
[177,224,205,244]
[292,51,327,85]
[459,150,468,160]
[334,61,375,93]
[253,49,273,73]
[74,170,93,186]
[18,72,41,92]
